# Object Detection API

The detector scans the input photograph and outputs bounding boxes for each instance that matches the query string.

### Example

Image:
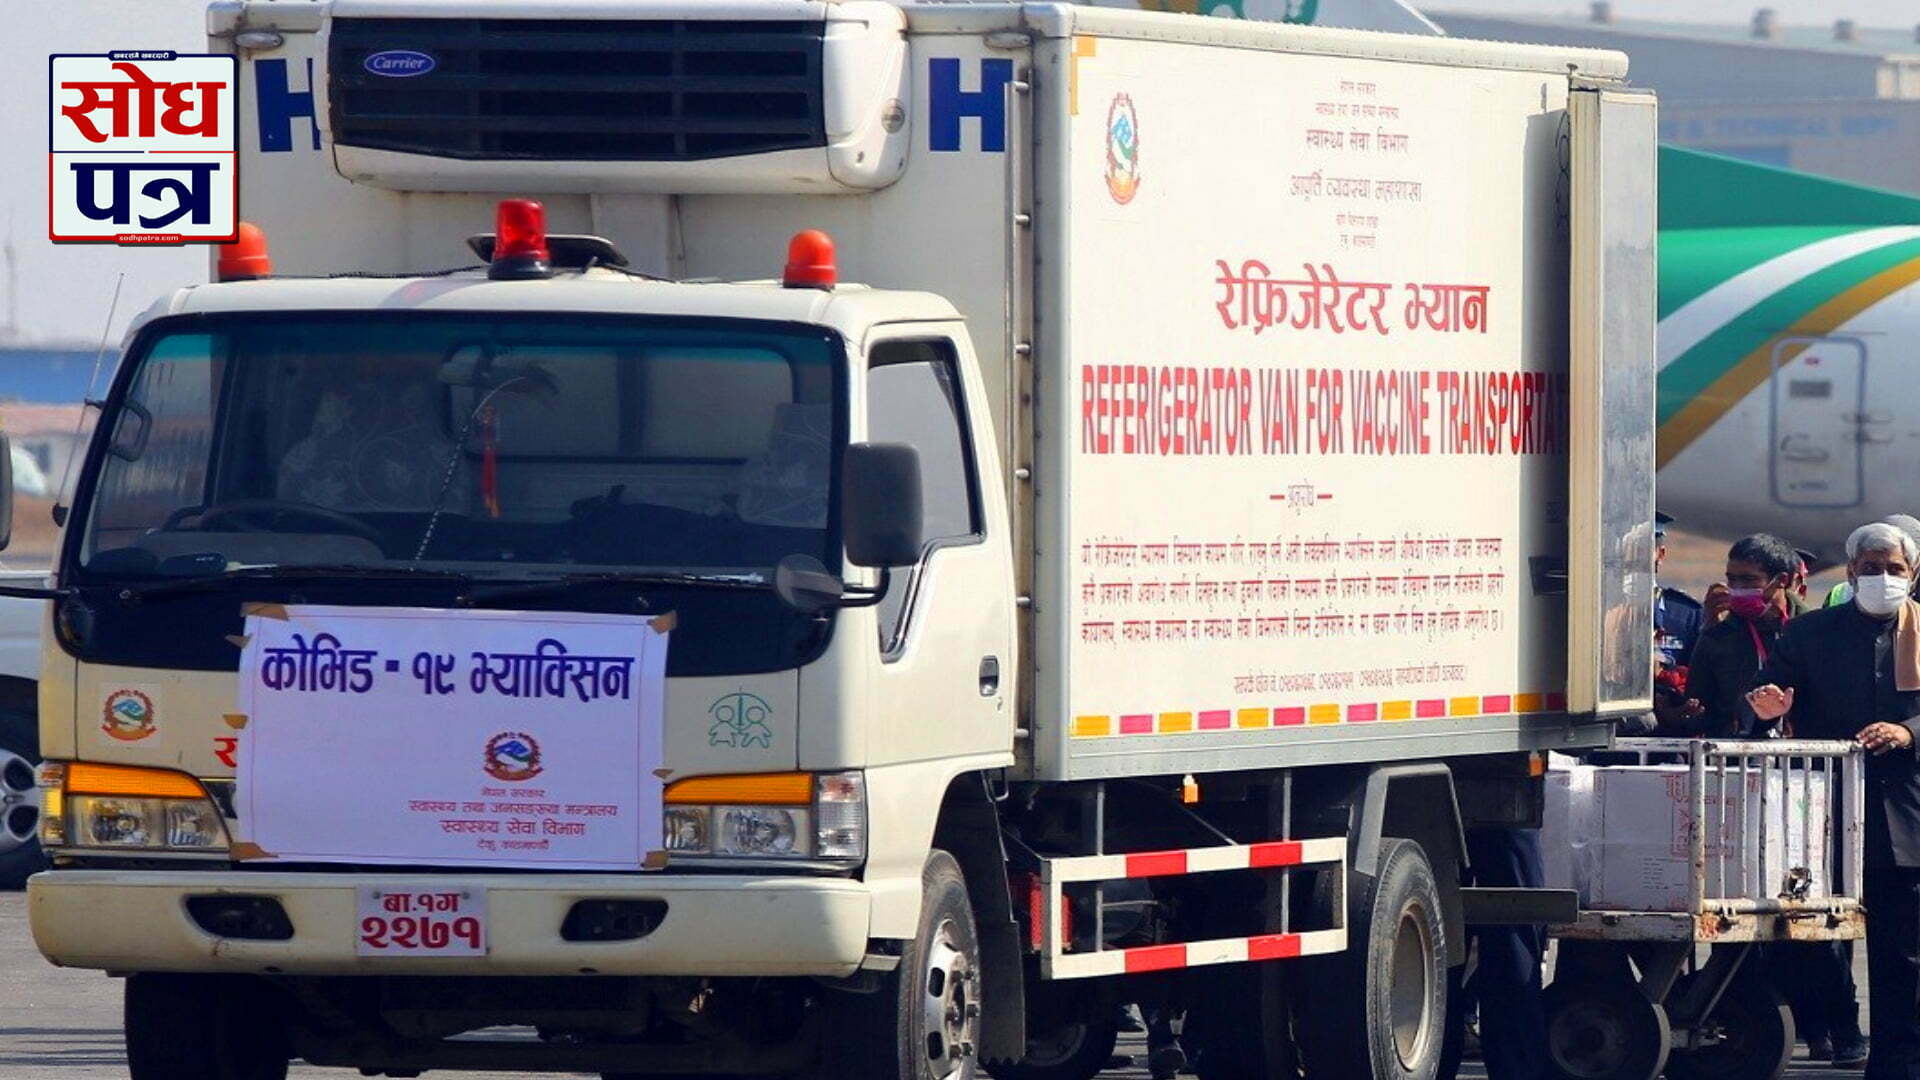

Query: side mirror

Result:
[843,442,923,569]
[774,554,846,613]
[0,434,12,551]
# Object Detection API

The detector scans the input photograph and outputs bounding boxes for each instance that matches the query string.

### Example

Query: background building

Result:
[1431,5,1920,192]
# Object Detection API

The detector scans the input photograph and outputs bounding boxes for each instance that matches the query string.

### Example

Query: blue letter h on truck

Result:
[255,58,320,153]
[929,58,1013,152]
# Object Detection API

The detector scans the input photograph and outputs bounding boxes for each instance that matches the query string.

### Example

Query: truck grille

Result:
[328,17,827,162]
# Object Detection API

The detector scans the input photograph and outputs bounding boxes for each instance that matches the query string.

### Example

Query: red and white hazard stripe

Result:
[1038,836,1347,980]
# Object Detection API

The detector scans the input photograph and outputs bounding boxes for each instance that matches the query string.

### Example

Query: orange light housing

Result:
[664,772,814,806]
[65,761,206,799]
[782,230,837,290]
[216,222,272,281]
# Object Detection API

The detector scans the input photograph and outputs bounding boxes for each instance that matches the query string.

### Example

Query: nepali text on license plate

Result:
[355,886,487,957]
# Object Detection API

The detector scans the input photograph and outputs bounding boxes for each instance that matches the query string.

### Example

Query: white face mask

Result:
[1855,572,1912,617]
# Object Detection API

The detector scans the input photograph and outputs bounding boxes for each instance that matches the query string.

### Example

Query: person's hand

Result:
[1859,722,1916,755]
[1703,583,1731,624]
[1747,684,1794,720]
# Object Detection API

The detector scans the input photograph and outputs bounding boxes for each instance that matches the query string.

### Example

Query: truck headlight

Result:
[662,771,864,866]
[40,762,230,854]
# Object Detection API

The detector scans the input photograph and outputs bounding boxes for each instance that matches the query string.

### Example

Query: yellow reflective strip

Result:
[1515,693,1547,713]
[1382,700,1414,721]
[1449,696,1480,717]
[1237,708,1270,729]
[1072,715,1112,738]
[1159,712,1194,734]
[1309,704,1341,725]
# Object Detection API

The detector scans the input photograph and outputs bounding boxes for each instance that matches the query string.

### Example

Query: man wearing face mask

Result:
[1750,521,1920,1078]
[1680,534,1803,738]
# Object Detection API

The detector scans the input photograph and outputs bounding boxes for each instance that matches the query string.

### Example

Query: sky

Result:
[3,0,1915,347]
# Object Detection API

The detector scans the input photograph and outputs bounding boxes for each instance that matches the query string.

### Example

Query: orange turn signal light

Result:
[664,772,814,806]
[64,762,206,799]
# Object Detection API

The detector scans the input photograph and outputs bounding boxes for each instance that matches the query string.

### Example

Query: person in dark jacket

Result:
[1682,534,1804,738]
[1750,521,1920,1077]
[1690,537,1865,1062]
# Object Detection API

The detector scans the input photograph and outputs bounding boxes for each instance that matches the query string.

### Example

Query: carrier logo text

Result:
[364,50,437,77]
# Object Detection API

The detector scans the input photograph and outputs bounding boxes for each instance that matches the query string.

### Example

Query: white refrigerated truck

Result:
[22,3,1657,1078]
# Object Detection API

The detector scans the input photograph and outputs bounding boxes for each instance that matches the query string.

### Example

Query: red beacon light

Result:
[216,222,272,282]
[782,230,837,290]
[488,199,553,281]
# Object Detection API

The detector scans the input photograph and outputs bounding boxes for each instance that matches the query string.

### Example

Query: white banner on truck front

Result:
[1063,42,1567,742]
[235,605,669,869]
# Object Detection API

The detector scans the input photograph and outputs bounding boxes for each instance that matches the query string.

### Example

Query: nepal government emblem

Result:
[1104,93,1141,205]
[102,688,157,742]
[483,731,543,782]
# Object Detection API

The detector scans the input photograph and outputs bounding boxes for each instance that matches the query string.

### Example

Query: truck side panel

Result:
[1038,35,1596,779]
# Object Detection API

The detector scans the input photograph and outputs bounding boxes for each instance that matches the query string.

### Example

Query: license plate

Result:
[355,886,487,957]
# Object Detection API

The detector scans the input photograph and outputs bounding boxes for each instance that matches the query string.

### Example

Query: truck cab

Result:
[30,214,1018,1077]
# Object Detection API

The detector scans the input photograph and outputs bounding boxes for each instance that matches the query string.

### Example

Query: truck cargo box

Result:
[222,0,1654,781]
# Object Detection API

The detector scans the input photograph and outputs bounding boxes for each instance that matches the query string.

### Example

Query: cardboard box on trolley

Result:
[1547,761,1833,912]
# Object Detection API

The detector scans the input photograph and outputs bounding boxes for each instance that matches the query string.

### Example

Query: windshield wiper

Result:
[458,571,769,607]
[119,564,474,601]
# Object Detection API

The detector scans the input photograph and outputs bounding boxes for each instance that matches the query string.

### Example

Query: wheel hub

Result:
[920,917,979,1080]
[1390,900,1437,1069]
[0,748,39,855]
[1551,999,1641,1077]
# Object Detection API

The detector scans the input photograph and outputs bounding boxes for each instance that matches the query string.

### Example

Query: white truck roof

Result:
[136,272,963,342]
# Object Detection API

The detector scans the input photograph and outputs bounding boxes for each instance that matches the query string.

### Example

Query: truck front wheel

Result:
[818,850,981,1080]
[125,973,289,1080]
[1296,838,1448,1080]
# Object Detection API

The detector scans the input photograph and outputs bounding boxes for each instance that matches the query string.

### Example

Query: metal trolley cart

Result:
[1542,738,1865,1080]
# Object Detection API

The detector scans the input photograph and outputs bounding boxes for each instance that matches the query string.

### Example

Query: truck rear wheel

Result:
[125,973,289,1080]
[818,850,981,1080]
[1295,838,1447,1080]
[0,708,46,889]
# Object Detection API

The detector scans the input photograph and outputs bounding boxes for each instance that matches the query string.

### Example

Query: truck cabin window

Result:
[77,315,841,581]
[865,341,980,650]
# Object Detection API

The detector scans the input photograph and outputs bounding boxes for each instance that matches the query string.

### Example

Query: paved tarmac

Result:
[0,890,1869,1079]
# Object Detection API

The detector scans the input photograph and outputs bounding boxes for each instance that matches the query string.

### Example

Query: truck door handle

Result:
[979,656,1000,697]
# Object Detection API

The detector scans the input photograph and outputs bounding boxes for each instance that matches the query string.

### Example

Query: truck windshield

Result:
[74,313,841,584]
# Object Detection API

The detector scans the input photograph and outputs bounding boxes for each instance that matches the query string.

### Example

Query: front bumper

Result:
[28,869,872,977]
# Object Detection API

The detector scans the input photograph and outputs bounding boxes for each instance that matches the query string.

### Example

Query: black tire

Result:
[1663,974,1793,1080]
[1295,838,1448,1080]
[817,850,981,1080]
[0,708,46,889]
[983,1018,1119,1080]
[125,973,290,1080]
[1543,978,1671,1080]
